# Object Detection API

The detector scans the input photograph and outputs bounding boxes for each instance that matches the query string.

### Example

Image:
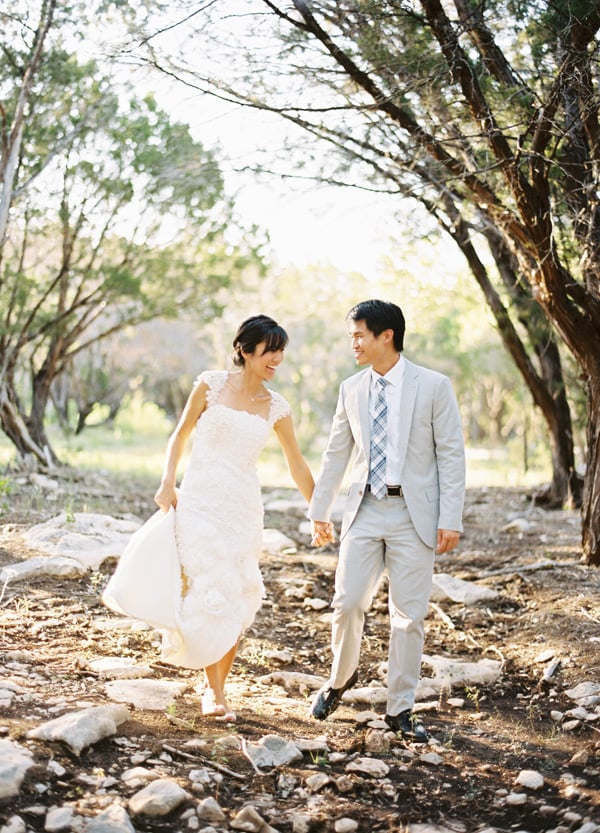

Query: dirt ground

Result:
[1,471,600,832]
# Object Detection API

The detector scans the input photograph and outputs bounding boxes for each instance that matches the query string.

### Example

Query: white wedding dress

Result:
[157,370,291,669]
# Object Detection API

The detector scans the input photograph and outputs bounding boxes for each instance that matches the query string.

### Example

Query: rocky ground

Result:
[1,470,600,833]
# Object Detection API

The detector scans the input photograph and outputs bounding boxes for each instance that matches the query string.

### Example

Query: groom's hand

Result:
[436,528,460,554]
[311,520,335,547]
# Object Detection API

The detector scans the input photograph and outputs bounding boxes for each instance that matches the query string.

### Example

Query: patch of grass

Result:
[0,394,552,490]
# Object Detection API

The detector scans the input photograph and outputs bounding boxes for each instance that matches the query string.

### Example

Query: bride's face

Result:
[244,340,285,381]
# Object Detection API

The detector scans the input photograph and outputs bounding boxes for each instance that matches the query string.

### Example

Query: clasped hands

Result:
[311,519,336,547]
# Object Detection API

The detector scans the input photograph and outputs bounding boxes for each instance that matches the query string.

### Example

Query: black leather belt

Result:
[366,484,403,496]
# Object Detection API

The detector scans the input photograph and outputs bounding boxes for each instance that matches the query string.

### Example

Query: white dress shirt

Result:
[370,355,405,485]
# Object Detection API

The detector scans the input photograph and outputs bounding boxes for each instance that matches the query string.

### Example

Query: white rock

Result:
[189,768,212,785]
[23,512,141,570]
[303,598,329,610]
[257,671,325,695]
[420,752,444,766]
[27,705,130,756]
[569,750,589,766]
[1,816,28,833]
[505,792,528,806]
[305,772,330,792]
[262,528,296,554]
[0,816,26,833]
[335,820,359,833]
[293,736,329,752]
[0,556,86,585]
[230,805,273,832]
[44,807,74,832]
[47,760,67,778]
[534,649,556,663]
[366,719,389,730]
[335,775,354,793]
[196,797,225,823]
[104,679,187,711]
[364,729,389,755]
[572,823,599,833]
[345,757,390,778]
[88,658,154,679]
[292,815,311,833]
[0,740,36,799]
[280,578,313,599]
[565,682,600,704]
[30,473,59,490]
[342,686,388,705]
[447,698,465,708]
[550,710,564,722]
[430,573,498,604]
[83,803,136,833]
[242,735,303,768]
[354,711,380,724]
[420,655,502,690]
[121,767,160,785]
[262,649,293,664]
[128,778,189,817]
[516,770,544,790]
[566,707,589,721]
[0,690,14,707]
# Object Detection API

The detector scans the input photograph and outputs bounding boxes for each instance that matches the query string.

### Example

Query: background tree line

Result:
[0,0,265,466]
[1,1,598,563]
[128,0,600,563]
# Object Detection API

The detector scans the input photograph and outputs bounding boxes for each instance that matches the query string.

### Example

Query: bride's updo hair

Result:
[232,315,289,367]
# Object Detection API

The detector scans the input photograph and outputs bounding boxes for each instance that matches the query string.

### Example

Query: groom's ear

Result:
[380,328,394,345]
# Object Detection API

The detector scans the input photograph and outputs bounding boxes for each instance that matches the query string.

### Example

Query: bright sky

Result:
[176,92,404,273]
[88,9,459,280]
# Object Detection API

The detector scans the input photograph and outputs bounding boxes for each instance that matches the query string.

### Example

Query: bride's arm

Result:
[154,381,208,510]
[273,414,315,504]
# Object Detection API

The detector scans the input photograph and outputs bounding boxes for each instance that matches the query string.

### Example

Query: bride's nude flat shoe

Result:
[201,690,226,717]
[216,711,236,723]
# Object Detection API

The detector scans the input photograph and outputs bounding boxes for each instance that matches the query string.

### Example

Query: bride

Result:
[147,314,327,722]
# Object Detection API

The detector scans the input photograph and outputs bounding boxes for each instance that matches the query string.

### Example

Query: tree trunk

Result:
[443,201,582,507]
[533,341,583,509]
[27,368,60,466]
[0,382,56,469]
[582,376,600,565]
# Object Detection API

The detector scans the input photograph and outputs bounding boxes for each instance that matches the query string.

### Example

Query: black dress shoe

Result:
[309,669,359,720]
[385,710,429,743]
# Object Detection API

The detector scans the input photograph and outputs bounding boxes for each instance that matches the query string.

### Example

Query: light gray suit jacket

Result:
[309,358,466,549]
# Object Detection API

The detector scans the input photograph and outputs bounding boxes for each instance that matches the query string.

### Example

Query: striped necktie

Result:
[369,377,388,499]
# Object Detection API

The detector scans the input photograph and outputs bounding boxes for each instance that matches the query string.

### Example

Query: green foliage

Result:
[0,2,266,465]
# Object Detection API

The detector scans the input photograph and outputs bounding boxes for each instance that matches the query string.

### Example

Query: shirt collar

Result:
[371,354,404,387]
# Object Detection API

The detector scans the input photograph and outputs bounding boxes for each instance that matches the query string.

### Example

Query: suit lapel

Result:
[397,359,419,468]
[355,370,371,451]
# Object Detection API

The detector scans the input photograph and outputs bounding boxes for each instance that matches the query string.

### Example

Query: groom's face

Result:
[349,320,388,367]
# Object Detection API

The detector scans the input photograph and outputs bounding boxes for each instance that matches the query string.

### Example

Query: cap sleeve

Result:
[270,391,291,424]
[195,370,227,407]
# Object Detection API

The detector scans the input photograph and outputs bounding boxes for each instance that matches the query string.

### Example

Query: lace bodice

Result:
[199,370,290,424]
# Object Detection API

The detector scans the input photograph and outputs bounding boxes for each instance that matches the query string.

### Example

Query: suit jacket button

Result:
[358,490,363,496]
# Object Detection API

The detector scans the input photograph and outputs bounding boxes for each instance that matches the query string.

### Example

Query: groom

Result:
[309,300,465,742]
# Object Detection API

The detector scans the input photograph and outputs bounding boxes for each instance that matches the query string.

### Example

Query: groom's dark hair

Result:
[347,300,405,352]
